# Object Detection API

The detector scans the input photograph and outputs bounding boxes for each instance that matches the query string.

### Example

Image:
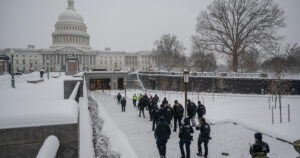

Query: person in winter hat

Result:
[179,117,194,158]
[173,100,184,132]
[196,117,211,158]
[196,101,206,124]
[250,132,270,158]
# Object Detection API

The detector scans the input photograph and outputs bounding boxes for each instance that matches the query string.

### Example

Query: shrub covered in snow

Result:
[88,97,120,158]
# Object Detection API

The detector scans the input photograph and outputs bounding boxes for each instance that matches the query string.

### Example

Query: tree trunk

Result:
[232,51,238,72]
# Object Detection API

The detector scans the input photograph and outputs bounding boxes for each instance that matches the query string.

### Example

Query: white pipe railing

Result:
[69,81,80,100]
[36,135,60,158]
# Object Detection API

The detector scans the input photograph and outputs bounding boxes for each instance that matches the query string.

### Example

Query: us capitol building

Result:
[0,0,157,74]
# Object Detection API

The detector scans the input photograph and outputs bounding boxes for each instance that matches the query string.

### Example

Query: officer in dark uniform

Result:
[120,97,126,112]
[179,117,194,158]
[138,95,146,118]
[196,101,206,124]
[117,93,122,104]
[173,100,184,132]
[196,117,210,158]
[155,117,171,158]
[162,104,173,126]
[152,106,161,131]
[250,133,270,157]
[187,99,197,126]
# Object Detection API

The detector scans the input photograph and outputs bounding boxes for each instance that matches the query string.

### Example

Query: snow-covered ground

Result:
[0,72,79,129]
[91,90,299,158]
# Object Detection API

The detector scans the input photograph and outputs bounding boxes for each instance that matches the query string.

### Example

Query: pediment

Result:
[55,46,83,53]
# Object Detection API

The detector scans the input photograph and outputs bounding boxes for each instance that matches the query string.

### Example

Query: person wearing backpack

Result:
[196,117,211,158]
[187,99,197,126]
[250,133,270,158]
[179,117,194,158]
[196,101,206,124]
[173,100,184,132]
[162,104,173,126]
[155,116,171,158]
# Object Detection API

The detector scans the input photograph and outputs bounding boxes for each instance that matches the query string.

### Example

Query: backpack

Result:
[175,104,183,113]
[179,125,193,139]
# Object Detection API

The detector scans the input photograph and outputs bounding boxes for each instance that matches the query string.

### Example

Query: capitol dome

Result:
[58,9,84,23]
[50,0,91,50]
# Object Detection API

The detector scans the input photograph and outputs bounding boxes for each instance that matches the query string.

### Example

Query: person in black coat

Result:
[196,101,206,124]
[161,104,173,126]
[155,116,171,158]
[161,97,168,108]
[153,94,159,104]
[173,100,184,132]
[179,117,194,158]
[138,95,146,118]
[120,97,126,112]
[117,93,122,104]
[187,100,197,126]
[148,97,155,121]
[152,106,161,131]
[249,132,270,157]
[196,117,211,158]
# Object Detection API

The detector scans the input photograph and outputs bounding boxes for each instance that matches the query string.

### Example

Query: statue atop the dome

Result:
[68,0,75,10]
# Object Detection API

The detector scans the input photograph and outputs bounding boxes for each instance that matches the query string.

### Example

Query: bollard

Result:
[288,104,290,123]
[272,105,274,124]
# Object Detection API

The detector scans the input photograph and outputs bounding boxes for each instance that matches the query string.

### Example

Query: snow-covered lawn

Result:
[91,90,299,158]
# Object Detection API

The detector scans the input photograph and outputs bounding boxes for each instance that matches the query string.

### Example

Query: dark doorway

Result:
[90,79,111,90]
[118,78,124,89]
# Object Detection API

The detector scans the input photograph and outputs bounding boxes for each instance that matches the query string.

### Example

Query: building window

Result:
[16,60,18,64]
[23,59,26,64]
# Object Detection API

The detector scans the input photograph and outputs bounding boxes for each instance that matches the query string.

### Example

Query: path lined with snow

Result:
[91,91,298,158]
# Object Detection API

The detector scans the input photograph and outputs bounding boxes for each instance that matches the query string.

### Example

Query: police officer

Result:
[153,94,160,104]
[155,116,171,158]
[117,93,122,104]
[161,97,168,108]
[132,94,137,107]
[196,101,206,124]
[179,117,194,158]
[162,103,173,126]
[152,106,161,131]
[138,95,146,118]
[187,99,197,126]
[120,97,126,112]
[250,133,270,157]
[173,100,184,132]
[196,117,210,158]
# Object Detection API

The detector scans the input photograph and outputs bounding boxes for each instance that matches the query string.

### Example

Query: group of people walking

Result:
[115,92,270,158]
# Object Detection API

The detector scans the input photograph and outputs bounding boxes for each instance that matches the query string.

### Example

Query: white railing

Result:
[36,135,60,158]
[69,81,80,100]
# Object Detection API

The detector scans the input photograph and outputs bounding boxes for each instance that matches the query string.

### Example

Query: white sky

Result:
[0,0,299,55]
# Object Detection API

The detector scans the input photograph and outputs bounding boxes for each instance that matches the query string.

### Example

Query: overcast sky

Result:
[0,0,299,54]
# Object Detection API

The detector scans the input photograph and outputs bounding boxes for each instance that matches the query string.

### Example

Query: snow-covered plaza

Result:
[0,72,299,158]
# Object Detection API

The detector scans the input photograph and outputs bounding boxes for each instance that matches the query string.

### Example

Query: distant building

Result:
[0,0,157,73]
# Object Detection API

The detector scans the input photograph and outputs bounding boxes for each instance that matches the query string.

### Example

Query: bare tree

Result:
[153,34,186,71]
[239,48,260,72]
[191,35,217,72]
[160,76,169,97]
[196,0,285,72]
[285,43,300,73]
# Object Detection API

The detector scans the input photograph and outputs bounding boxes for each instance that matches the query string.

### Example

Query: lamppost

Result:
[11,54,15,88]
[124,79,127,98]
[184,70,189,117]
[47,60,50,79]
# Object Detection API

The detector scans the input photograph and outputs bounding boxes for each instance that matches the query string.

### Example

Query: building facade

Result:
[0,0,157,73]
